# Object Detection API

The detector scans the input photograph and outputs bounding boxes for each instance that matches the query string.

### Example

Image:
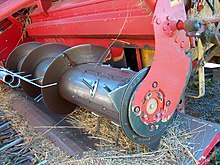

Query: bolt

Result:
[145,92,152,100]
[166,16,170,21]
[157,92,163,101]
[166,100,171,107]
[150,104,155,109]
[143,114,148,120]
[162,109,166,116]
[163,25,168,31]
[175,36,178,43]
[152,81,158,88]
[134,106,140,113]
[180,41,184,48]
[149,124,156,131]
[156,112,161,117]
[146,137,150,141]
[168,30,173,37]
[156,18,161,25]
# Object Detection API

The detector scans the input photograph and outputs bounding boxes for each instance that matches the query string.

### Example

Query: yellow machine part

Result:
[141,49,154,67]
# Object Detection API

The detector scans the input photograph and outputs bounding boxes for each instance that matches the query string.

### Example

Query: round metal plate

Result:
[61,44,110,65]
[20,43,70,98]
[120,67,175,150]
[6,42,42,86]
[6,42,42,71]
[42,55,76,114]
[41,44,109,114]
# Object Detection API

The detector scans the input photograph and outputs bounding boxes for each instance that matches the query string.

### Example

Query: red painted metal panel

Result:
[0,20,23,63]
[0,0,35,22]
[132,0,191,123]
[27,0,155,50]
[31,0,155,22]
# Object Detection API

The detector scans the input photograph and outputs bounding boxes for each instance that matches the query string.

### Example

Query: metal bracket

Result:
[82,78,99,97]
[188,38,205,98]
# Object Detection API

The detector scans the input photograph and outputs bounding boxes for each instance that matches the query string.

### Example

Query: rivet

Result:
[180,41,184,48]
[143,114,148,120]
[149,124,156,131]
[166,16,170,21]
[163,25,168,31]
[168,30,173,37]
[152,81,158,88]
[134,106,140,113]
[166,100,171,107]
[156,18,161,25]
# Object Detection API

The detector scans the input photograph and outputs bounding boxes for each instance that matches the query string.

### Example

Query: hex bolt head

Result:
[166,100,171,107]
[149,124,156,131]
[143,114,148,120]
[152,81,158,88]
[134,106,140,113]
[156,18,161,25]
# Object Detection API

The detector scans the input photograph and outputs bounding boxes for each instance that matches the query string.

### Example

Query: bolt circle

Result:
[152,81,158,88]
[166,100,171,107]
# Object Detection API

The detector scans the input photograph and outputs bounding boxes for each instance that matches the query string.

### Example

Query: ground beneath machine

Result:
[0,79,219,164]
[7,91,97,158]
[186,79,220,124]
[0,115,36,164]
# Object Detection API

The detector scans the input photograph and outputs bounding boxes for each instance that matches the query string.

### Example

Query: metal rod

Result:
[0,137,23,152]
[23,74,32,78]
[115,126,119,146]
[0,122,10,130]
[30,76,44,82]
[137,144,141,153]
[82,78,93,90]
[0,70,14,84]
[34,94,42,101]
[95,117,101,135]
[36,96,43,103]
[1,68,57,88]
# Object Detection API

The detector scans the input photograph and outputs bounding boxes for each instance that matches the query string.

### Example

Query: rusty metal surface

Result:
[7,91,97,158]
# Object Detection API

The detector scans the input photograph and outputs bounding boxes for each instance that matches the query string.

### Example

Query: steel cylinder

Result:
[59,64,135,124]
[0,70,14,84]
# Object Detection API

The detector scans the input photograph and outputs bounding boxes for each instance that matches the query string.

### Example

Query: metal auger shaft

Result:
[59,63,135,124]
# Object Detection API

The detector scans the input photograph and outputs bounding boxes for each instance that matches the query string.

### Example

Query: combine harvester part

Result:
[0,0,219,164]
[0,115,37,164]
